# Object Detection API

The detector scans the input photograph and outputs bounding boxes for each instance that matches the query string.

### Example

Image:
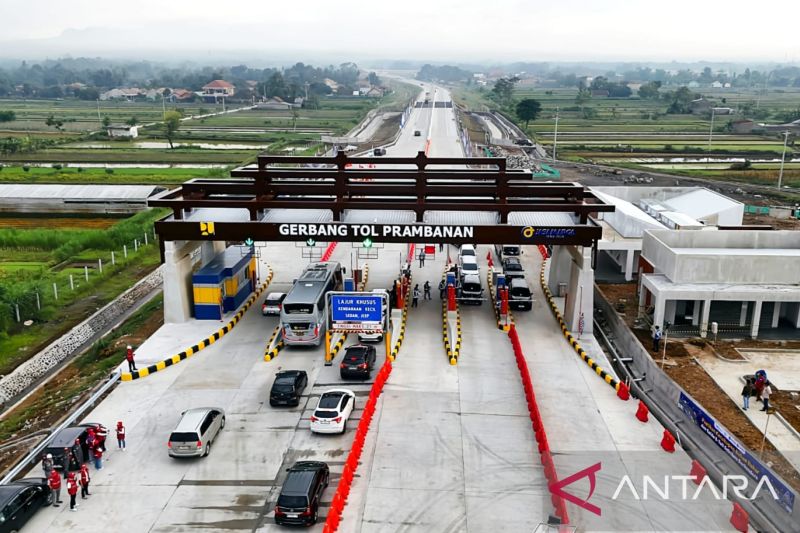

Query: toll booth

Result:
[192,246,256,320]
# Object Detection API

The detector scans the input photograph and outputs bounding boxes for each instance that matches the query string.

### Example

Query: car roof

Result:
[266,292,285,299]
[0,479,44,507]
[504,257,521,264]
[510,278,530,287]
[460,244,475,250]
[281,470,316,496]
[462,274,481,283]
[460,256,478,264]
[48,426,88,447]
[276,370,305,379]
[174,407,223,431]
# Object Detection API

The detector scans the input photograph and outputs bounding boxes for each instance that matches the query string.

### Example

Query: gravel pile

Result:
[490,146,542,171]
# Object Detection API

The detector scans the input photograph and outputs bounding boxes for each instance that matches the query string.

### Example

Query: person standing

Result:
[423,281,431,300]
[66,472,79,512]
[79,463,91,499]
[439,242,444,253]
[760,381,773,412]
[48,469,62,507]
[93,445,103,470]
[42,453,54,479]
[126,345,137,372]
[412,284,420,308]
[95,424,108,453]
[116,421,126,450]
[652,325,662,352]
[741,378,754,410]
[418,251,426,268]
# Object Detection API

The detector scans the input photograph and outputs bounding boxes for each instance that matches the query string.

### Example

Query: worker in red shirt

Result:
[48,469,62,507]
[116,421,126,450]
[66,472,79,512]
[126,345,137,372]
[79,463,91,499]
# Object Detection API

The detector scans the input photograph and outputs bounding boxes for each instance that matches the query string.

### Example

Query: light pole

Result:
[552,106,559,164]
[778,130,791,190]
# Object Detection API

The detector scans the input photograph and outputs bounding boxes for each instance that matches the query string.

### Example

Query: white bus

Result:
[280,262,344,346]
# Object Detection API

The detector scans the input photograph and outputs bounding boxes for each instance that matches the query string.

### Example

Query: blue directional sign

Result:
[330,294,383,323]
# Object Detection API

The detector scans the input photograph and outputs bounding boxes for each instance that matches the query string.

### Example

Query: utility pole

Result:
[96,99,101,125]
[162,94,167,119]
[708,107,716,150]
[778,130,790,190]
[552,106,559,163]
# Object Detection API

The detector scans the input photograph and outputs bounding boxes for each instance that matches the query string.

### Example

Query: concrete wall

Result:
[642,230,800,284]
[0,268,163,406]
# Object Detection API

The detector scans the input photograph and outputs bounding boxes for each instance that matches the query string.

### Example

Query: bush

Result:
[22,165,30,172]
[77,167,84,173]
[52,163,62,170]
[105,168,114,174]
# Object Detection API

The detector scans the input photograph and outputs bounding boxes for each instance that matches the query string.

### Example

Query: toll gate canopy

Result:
[149,152,614,251]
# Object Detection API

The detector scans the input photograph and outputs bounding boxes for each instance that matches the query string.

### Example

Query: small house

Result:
[731,120,755,134]
[107,124,139,138]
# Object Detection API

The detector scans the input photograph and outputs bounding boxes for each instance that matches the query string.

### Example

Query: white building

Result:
[107,124,139,138]
[591,187,744,281]
[639,230,800,338]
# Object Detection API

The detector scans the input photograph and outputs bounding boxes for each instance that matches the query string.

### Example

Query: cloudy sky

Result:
[1,0,798,63]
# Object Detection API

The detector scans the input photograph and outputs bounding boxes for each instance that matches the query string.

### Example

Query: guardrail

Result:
[0,370,121,484]
[593,288,799,532]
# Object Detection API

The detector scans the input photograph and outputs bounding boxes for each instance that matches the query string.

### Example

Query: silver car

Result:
[168,407,225,458]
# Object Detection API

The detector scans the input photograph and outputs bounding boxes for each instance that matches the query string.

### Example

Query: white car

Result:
[262,292,286,316]
[458,244,476,262]
[459,255,480,278]
[310,389,355,434]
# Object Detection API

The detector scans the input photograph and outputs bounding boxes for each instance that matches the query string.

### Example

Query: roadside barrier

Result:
[323,360,393,533]
[635,400,649,422]
[538,262,630,401]
[321,242,338,262]
[689,459,706,484]
[508,324,569,524]
[730,502,749,533]
[121,268,273,381]
[486,271,514,332]
[357,264,369,291]
[263,325,285,362]
[660,429,676,453]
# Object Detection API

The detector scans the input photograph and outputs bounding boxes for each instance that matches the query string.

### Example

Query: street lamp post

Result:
[778,131,790,190]
[552,106,559,164]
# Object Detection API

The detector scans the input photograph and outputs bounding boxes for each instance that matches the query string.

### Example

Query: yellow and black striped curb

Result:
[122,268,274,381]
[330,333,347,360]
[264,325,285,362]
[538,262,621,392]
[486,272,514,332]
[440,269,461,365]
[390,276,411,361]
[357,264,369,291]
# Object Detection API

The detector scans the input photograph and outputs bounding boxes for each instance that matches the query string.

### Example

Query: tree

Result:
[0,110,15,123]
[126,116,138,126]
[638,81,662,99]
[367,72,380,86]
[162,110,182,149]
[102,116,111,128]
[45,114,64,131]
[516,99,542,129]
[490,77,519,107]
[575,89,591,108]
[666,86,697,114]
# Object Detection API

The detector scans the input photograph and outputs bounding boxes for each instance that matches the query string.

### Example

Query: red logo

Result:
[549,462,602,516]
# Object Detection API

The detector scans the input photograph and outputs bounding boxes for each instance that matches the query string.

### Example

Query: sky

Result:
[1,0,798,64]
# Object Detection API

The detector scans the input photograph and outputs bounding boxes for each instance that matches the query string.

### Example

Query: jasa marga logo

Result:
[521,227,577,239]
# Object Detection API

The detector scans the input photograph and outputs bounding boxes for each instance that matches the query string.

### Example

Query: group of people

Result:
[411,282,432,307]
[42,421,126,512]
[741,370,773,412]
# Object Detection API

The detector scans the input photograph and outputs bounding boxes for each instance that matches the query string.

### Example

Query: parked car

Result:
[459,274,484,305]
[413,130,421,136]
[310,389,355,434]
[44,427,92,474]
[494,244,522,259]
[274,461,329,526]
[509,278,533,311]
[168,407,225,458]
[340,345,377,379]
[373,147,386,156]
[262,292,286,316]
[270,370,308,407]
[0,478,53,532]
[502,257,525,280]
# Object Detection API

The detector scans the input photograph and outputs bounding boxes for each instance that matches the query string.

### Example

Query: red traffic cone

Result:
[635,400,649,423]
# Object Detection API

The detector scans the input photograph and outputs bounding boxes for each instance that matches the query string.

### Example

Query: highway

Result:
[24,83,738,532]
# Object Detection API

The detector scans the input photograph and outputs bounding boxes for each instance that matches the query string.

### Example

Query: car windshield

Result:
[266,297,283,305]
[461,249,475,256]
[511,286,531,297]
[170,432,199,442]
[273,383,294,392]
[503,247,520,255]
[319,394,343,408]
[462,263,478,271]
[505,261,523,271]
[314,410,338,418]
[345,348,368,362]
[277,495,308,508]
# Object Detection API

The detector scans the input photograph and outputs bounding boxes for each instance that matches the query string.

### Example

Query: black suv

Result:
[270,370,308,407]
[340,344,377,379]
[502,257,525,280]
[274,461,329,526]
[0,478,52,532]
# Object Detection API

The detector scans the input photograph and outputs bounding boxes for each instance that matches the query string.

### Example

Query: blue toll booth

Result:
[192,246,256,320]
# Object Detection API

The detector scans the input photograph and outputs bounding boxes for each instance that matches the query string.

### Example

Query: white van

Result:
[458,244,476,262]
[459,255,480,278]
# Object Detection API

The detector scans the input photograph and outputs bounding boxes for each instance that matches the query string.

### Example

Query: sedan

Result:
[0,478,52,532]
[310,389,355,434]
[502,257,525,280]
[262,292,286,316]
[340,345,377,379]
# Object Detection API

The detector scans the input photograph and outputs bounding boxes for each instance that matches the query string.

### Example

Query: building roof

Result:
[0,184,162,201]
[661,189,742,220]
[203,79,234,89]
